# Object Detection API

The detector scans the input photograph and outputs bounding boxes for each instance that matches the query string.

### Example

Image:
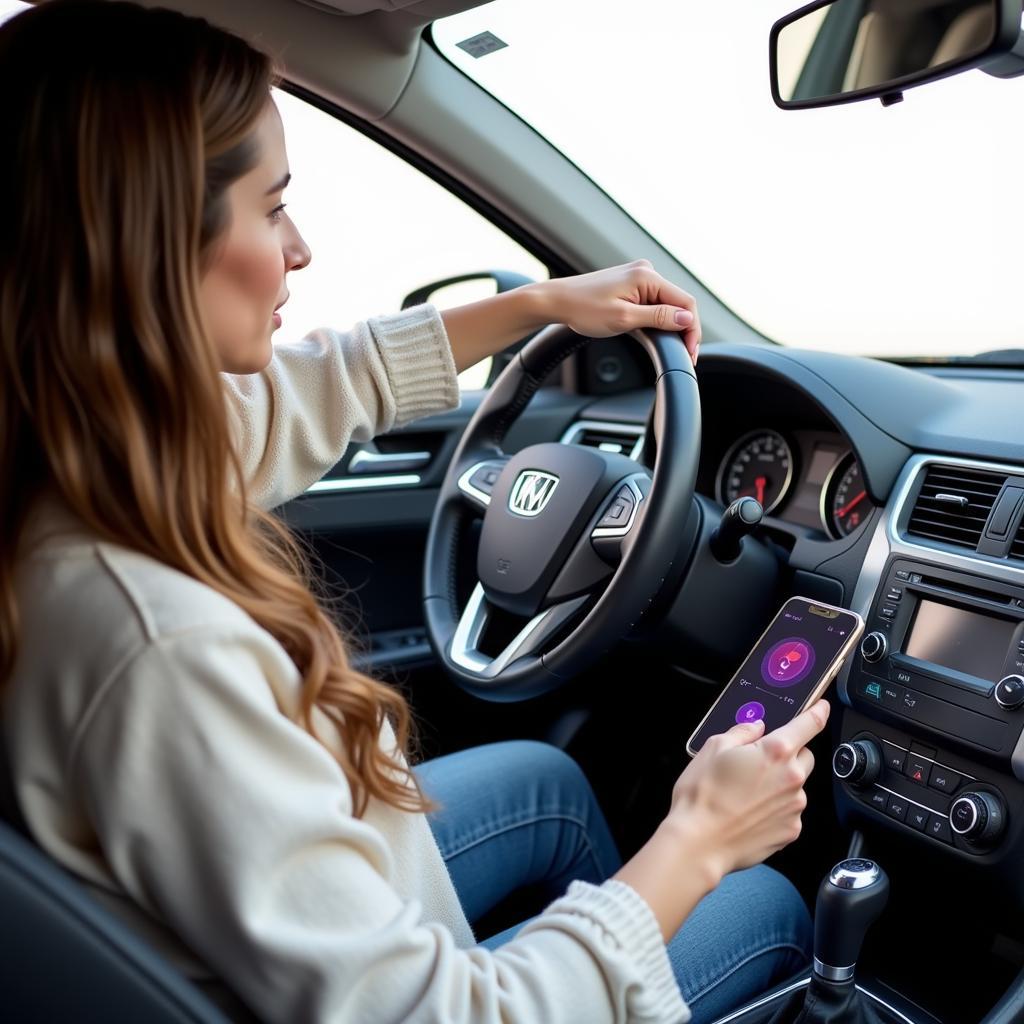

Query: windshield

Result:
[435,1,1024,358]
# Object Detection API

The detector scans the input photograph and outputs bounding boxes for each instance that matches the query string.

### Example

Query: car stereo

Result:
[849,557,1024,765]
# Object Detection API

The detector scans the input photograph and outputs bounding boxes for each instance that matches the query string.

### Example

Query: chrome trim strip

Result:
[857,985,919,1024]
[814,958,855,982]
[559,419,645,460]
[871,782,949,819]
[873,738,977,783]
[348,449,430,472]
[306,474,421,493]
[591,477,645,539]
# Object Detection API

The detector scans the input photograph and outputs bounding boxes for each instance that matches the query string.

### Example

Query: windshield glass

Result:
[435,1,1024,358]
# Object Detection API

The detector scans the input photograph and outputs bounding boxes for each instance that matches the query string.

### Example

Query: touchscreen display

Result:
[689,599,861,752]
[905,599,1013,681]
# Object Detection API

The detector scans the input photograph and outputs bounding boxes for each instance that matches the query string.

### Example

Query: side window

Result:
[274,90,550,390]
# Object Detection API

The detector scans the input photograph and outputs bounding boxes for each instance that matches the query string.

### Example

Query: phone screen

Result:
[688,598,863,754]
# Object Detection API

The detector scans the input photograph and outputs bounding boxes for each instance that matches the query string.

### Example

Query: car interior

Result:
[5,0,1024,1022]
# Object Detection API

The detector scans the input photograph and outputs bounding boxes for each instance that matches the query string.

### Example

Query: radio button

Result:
[860,632,888,663]
[928,767,962,795]
[886,587,903,602]
[885,794,909,822]
[904,755,932,786]
[880,606,898,620]
[994,675,1024,710]
[867,788,888,811]
[882,743,906,773]
[926,816,953,844]
[895,570,910,581]
[909,573,923,584]
[908,807,930,831]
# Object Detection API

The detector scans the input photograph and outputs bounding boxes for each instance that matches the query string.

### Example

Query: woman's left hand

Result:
[541,259,701,365]
[441,259,701,372]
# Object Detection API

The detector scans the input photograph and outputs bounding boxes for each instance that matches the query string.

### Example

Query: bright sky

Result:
[434,1,1024,357]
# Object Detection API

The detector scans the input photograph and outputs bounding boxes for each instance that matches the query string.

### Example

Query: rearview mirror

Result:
[770,0,1023,109]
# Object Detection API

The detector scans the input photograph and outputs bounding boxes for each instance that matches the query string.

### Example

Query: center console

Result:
[833,455,1024,877]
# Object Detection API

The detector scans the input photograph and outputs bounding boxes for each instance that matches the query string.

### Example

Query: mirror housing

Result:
[770,0,1023,109]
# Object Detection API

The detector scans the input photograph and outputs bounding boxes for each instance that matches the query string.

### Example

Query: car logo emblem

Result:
[508,470,559,517]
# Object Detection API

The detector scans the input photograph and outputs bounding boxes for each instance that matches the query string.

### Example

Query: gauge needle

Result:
[837,489,867,519]
[754,476,766,505]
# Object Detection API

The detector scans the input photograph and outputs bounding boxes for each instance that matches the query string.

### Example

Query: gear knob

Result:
[813,858,889,982]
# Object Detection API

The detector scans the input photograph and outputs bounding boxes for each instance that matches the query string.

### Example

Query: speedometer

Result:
[716,429,794,514]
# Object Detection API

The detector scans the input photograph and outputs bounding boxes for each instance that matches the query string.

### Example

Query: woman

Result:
[0,2,825,1022]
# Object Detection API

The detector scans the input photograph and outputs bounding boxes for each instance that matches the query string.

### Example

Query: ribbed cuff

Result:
[542,879,690,1023]
[367,304,460,427]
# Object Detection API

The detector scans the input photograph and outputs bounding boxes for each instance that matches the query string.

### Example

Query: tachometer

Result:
[824,454,870,538]
[716,429,794,514]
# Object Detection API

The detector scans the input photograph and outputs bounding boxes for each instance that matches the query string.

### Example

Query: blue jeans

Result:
[418,741,811,1024]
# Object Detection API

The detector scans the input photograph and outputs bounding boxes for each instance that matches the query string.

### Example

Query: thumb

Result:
[624,302,694,333]
[716,717,766,750]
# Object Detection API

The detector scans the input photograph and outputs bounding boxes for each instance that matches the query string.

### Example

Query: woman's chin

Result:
[220,337,274,375]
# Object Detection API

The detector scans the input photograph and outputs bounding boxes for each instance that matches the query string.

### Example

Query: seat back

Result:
[0,738,231,1023]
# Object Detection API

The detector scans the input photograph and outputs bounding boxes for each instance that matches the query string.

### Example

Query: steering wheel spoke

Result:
[455,456,510,514]
[449,583,590,679]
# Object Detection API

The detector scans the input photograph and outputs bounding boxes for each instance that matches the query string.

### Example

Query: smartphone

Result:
[686,596,864,757]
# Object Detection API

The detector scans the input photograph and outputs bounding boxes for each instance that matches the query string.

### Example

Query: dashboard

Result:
[562,339,1024,896]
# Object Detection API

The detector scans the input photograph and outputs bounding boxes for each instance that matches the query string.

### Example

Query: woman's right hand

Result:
[613,700,829,941]
[668,700,830,881]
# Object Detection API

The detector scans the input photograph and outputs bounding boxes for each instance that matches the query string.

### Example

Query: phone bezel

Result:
[685,595,865,757]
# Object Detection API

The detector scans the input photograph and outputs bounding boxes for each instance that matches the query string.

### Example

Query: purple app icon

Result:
[735,701,766,725]
[761,638,815,688]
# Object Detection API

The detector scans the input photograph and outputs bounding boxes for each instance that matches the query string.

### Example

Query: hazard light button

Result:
[904,754,932,787]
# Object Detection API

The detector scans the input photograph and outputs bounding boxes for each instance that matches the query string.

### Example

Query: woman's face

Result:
[199,100,310,374]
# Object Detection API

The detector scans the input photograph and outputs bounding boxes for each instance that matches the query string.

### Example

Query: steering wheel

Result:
[423,324,701,701]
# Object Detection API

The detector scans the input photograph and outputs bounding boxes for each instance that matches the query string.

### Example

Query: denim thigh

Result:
[416,740,621,927]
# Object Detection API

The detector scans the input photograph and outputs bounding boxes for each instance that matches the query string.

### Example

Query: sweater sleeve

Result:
[71,627,689,1024]
[222,304,460,510]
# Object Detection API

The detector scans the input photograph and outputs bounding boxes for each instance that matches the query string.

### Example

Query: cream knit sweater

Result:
[3,305,689,1023]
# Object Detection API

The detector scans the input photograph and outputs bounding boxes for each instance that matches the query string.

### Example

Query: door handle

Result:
[347,450,432,475]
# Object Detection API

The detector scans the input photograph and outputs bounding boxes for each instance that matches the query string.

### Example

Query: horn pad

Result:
[478,443,616,616]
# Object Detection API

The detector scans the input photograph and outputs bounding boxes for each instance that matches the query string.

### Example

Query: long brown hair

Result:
[0,0,428,817]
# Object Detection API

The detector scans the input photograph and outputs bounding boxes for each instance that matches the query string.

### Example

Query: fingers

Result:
[709,717,766,752]
[758,700,830,761]
[621,263,702,361]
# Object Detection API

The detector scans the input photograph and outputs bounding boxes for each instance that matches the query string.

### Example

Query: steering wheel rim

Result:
[423,323,701,701]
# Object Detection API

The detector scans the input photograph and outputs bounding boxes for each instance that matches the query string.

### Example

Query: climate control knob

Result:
[949,791,1006,846]
[860,631,888,664]
[995,675,1024,710]
[832,740,882,789]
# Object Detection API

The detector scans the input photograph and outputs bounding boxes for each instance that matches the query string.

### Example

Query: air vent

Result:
[1009,520,1024,561]
[907,465,1006,550]
[560,420,644,459]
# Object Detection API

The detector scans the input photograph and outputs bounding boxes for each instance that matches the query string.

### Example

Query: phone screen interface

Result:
[690,600,860,752]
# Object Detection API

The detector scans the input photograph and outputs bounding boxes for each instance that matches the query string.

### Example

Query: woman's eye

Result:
[269,203,287,224]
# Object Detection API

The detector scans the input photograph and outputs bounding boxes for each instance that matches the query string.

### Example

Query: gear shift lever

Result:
[767,859,895,1024]
[813,858,889,981]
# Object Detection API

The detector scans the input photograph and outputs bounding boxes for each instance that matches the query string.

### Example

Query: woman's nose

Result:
[284,215,311,272]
